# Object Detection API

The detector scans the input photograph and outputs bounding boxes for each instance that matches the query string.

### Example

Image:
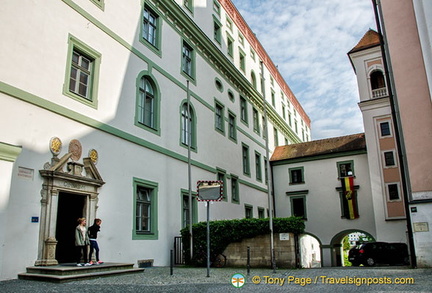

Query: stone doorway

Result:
[36,138,104,266]
[55,192,86,263]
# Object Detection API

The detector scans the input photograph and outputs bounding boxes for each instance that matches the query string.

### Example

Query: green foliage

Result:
[343,253,352,267]
[180,217,304,265]
[343,236,351,251]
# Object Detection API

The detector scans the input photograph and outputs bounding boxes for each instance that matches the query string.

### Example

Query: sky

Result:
[231,0,377,140]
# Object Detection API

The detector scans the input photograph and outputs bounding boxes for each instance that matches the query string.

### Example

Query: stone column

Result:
[35,188,59,266]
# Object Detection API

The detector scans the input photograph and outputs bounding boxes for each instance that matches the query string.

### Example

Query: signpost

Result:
[196,180,223,277]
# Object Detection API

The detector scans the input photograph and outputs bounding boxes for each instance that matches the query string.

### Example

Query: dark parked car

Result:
[348,242,409,266]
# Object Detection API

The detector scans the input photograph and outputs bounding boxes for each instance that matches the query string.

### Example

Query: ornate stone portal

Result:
[35,138,104,266]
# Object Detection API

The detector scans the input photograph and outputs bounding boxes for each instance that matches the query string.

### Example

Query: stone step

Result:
[18,263,144,283]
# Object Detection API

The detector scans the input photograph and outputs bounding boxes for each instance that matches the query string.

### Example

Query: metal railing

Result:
[174,236,185,265]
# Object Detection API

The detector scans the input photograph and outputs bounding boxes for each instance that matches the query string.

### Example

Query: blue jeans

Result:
[89,240,100,262]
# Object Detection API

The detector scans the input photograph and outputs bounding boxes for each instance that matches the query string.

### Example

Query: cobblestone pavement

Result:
[1,266,431,292]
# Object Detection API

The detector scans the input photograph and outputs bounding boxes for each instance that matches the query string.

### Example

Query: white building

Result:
[0,0,310,280]
[271,133,408,267]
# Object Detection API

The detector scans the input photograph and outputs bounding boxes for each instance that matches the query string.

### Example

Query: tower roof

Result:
[348,29,381,54]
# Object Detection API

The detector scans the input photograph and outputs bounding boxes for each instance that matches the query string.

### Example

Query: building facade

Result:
[348,29,407,247]
[272,133,386,267]
[370,0,432,267]
[0,0,310,280]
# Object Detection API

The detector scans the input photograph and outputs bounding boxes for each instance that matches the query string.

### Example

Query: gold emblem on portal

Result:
[49,137,62,156]
[89,149,99,164]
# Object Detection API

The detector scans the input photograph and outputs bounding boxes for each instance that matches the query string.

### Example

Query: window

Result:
[383,151,396,167]
[227,35,234,57]
[239,49,246,72]
[182,41,194,78]
[291,196,306,219]
[387,183,400,201]
[182,191,197,228]
[288,112,292,126]
[337,161,354,177]
[136,73,159,133]
[228,90,234,102]
[245,205,253,218]
[255,152,262,181]
[215,102,224,133]
[226,17,233,32]
[240,96,248,124]
[238,33,244,46]
[143,6,159,48]
[228,112,237,141]
[253,108,260,134]
[136,187,151,232]
[258,207,265,219]
[289,167,304,184]
[274,127,279,147]
[231,175,239,203]
[70,51,92,99]
[242,144,250,175]
[213,0,220,15]
[264,157,268,185]
[213,17,222,44]
[217,170,227,201]
[379,121,392,137]
[215,78,223,92]
[271,91,275,107]
[282,104,286,120]
[65,36,101,108]
[181,102,196,148]
[250,49,256,61]
[134,178,158,239]
[251,71,257,89]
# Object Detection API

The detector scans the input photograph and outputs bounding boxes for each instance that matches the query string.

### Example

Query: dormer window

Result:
[370,70,387,98]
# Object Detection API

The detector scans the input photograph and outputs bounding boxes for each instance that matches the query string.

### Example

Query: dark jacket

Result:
[88,224,100,240]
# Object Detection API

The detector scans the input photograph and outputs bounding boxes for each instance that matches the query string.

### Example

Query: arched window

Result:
[138,76,156,128]
[181,102,195,148]
[370,70,387,98]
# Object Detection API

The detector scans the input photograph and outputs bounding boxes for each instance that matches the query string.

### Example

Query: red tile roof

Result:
[271,133,366,162]
[348,29,381,54]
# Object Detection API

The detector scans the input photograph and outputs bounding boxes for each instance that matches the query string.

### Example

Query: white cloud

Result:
[232,0,376,139]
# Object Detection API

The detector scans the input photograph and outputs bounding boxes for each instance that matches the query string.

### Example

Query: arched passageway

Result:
[330,230,375,266]
[299,233,322,268]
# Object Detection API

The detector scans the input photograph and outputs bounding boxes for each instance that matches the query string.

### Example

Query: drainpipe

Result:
[372,0,416,268]
[187,80,193,261]
[260,61,276,271]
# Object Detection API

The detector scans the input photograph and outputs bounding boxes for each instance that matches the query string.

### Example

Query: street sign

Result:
[196,180,223,201]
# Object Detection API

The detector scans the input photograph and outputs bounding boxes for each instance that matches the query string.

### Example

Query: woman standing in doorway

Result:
[75,218,91,266]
